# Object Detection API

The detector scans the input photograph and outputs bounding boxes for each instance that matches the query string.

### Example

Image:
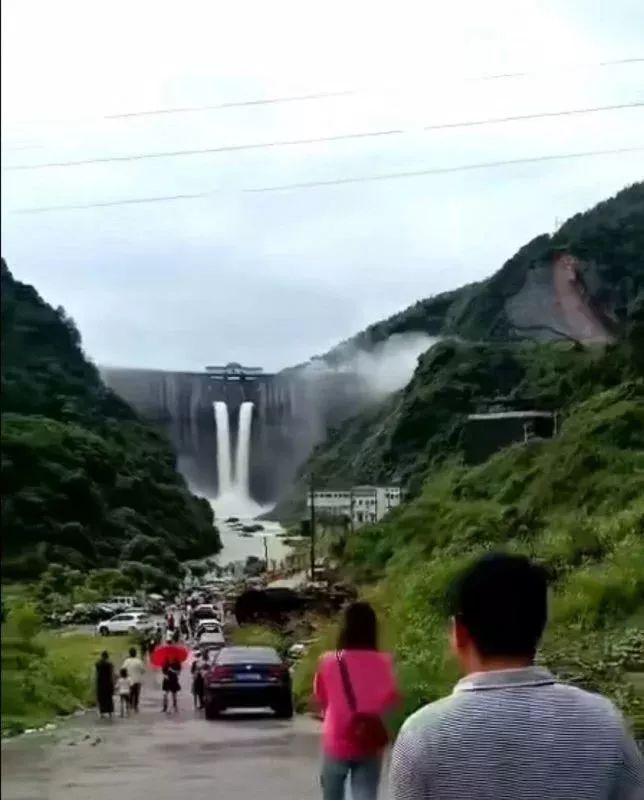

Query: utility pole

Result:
[309,477,316,581]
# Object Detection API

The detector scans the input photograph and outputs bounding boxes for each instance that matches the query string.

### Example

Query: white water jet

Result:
[234,401,254,495]
[213,401,232,494]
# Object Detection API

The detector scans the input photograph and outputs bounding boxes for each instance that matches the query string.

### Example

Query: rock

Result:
[44,723,56,731]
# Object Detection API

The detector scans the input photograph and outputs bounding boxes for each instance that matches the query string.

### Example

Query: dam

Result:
[101,362,366,511]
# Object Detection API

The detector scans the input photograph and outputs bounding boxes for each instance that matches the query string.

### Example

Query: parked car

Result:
[96,612,152,636]
[193,604,219,620]
[195,619,222,635]
[198,629,225,649]
[204,646,293,720]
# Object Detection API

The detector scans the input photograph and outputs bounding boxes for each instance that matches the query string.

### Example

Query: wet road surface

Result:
[2,673,324,800]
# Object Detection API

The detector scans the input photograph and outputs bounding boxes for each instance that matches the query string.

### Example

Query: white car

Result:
[96,612,151,636]
[197,630,225,648]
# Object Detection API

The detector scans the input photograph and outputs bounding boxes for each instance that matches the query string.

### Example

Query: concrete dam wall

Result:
[101,365,366,506]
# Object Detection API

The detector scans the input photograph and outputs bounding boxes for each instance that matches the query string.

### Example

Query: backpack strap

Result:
[336,651,357,712]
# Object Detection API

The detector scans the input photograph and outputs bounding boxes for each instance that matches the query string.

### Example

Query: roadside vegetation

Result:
[1,602,134,736]
[293,383,644,737]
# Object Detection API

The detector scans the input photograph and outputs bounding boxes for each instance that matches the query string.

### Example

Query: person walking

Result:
[191,655,205,710]
[389,552,644,799]
[95,651,115,719]
[162,659,182,713]
[122,647,145,712]
[314,601,400,800]
[116,668,131,718]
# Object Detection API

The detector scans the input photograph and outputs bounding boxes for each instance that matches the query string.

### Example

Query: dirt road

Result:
[2,672,323,800]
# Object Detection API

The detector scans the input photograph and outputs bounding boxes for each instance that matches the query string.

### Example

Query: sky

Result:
[2,0,643,372]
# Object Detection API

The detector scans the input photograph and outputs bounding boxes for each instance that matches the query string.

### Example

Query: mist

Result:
[300,332,438,398]
[342,333,439,396]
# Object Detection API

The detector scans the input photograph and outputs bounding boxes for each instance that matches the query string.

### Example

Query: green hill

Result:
[273,183,644,522]
[286,184,644,737]
[317,182,643,362]
[1,261,221,583]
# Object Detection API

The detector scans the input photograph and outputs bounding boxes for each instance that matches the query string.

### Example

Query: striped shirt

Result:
[389,667,643,799]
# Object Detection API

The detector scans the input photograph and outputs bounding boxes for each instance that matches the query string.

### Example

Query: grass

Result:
[1,627,135,735]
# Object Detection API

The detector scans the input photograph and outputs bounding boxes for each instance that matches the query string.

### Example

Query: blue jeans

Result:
[321,755,382,800]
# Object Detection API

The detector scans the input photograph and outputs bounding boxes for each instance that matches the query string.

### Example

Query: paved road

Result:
[2,672,324,800]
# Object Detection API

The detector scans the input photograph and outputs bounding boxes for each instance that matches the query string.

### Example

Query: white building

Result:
[307,485,402,529]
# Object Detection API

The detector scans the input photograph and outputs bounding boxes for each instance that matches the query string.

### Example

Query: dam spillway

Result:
[101,363,367,508]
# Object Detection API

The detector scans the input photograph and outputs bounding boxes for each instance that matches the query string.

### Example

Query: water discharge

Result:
[213,401,232,494]
[211,399,269,520]
[234,401,254,495]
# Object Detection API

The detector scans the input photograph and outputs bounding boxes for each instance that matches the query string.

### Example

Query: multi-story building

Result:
[307,485,402,529]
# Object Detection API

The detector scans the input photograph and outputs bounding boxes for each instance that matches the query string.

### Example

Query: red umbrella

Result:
[150,643,190,668]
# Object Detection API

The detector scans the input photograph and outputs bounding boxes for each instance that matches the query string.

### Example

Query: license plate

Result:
[237,673,261,681]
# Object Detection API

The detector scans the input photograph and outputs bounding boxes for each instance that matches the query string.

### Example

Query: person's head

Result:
[449,552,548,674]
[337,601,378,651]
[100,650,109,661]
[129,647,137,658]
[120,667,127,678]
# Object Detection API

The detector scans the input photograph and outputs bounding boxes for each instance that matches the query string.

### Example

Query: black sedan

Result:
[204,646,293,719]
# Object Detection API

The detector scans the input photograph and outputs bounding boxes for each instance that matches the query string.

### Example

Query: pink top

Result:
[314,650,400,759]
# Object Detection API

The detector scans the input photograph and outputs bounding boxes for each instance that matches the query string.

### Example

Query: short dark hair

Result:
[129,647,136,657]
[120,667,128,678]
[337,601,378,651]
[450,553,548,658]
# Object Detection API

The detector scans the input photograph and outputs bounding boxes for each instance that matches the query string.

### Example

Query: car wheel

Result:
[128,626,136,634]
[273,695,294,719]
[204,699,223,720]
[99,627,109,636]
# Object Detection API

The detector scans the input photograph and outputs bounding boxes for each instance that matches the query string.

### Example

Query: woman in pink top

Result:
[314,601,400,800]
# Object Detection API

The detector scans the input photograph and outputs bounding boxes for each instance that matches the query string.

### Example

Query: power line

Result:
[11,145,643,213]
[5,56,643,131]
[247,146,644,193]
[93,57,644,120]
[5,101,643,171]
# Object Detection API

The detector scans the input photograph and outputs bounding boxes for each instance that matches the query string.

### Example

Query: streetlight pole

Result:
[309,477,316,581]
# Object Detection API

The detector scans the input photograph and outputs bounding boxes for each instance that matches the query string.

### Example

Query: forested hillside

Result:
[1,261,221,583]
[274,183,644,521]
[319,181,643,362]
[290,185,644,737]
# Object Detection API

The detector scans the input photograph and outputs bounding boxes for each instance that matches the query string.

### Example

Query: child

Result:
[116,668,131,718]
[162,659,181,713]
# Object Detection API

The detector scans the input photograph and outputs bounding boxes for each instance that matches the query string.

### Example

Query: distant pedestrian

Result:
[389,552,644,800]
[95,651,115,719]
[122,647,145,712]
[162,659,181,713]
[167,612,175,631]
[314,601,400,800]
[191,656,205,709]
[116,668,131,718]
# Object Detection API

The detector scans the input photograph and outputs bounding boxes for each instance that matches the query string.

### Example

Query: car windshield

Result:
[217,647,281,665]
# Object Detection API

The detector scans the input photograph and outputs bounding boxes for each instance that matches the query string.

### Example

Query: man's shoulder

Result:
[548,681,624,724]
[398,681,624,739]
[398,694,460,738]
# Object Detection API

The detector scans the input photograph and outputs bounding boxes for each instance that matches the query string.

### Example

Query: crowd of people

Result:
[95,603,218,718]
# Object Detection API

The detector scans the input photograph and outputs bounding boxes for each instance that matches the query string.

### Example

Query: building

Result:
[463,410,557,464]
[307,485,403,529]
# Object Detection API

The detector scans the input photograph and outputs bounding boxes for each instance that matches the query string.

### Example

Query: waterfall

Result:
[235,401,254,495]
[213,401,232,494]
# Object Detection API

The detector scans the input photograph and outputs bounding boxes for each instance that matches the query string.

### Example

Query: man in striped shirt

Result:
[390,553,643,799]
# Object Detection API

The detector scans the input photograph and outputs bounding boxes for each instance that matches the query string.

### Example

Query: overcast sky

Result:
[2,0,643,372]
